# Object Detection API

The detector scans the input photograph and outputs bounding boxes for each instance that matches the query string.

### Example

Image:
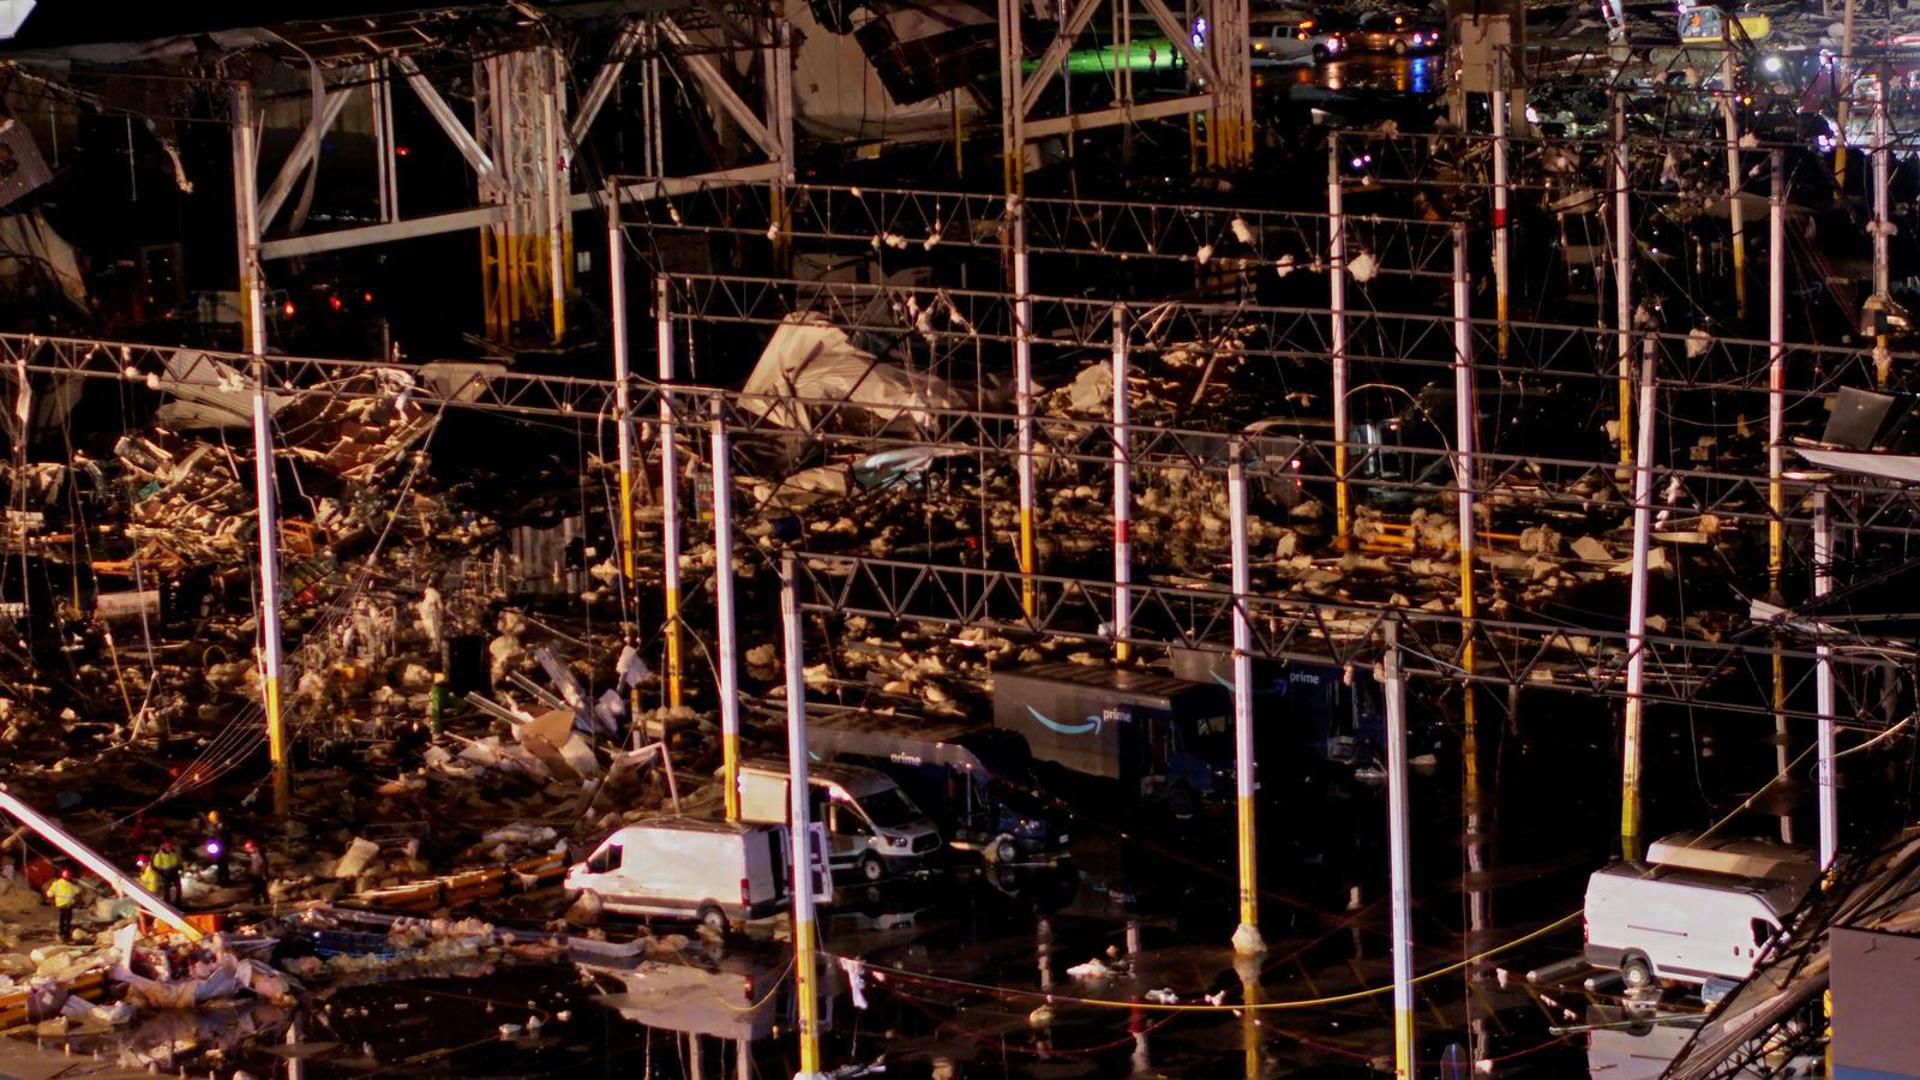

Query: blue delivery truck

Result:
[803,706,1067,864]
[1167,646,1439,779]
[991,663,1234,810]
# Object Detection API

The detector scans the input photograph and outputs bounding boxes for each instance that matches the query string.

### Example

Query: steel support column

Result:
[713,398,742,821]
[232,83,291,820]
[1814,487,1837,869]
[1452,223,1479,881]
[1612,91,1632,464]
[1769,147,1792,845]
[657,276,685,709]
[1228,442,1263,956]
[1491,79,1510,360]
[1724,44,1748,318]
[610,184,642,736]
[1112,303,1132,663]
[1012,197,1036,617]
[1621,335,1657,859]
[1384,618,1414,1078]
[781,555,825,1080]
[1329,138,1350,546]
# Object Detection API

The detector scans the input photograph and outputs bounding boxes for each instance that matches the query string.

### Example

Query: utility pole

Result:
[712,398,742,821]
[1228,442,1264,957]
[780,556,825,1080]
[1329,138,1350,546]
[656,277,685,711]
[1383,618,1415,1079]
[1620,336,1657,860]
[232,81,290,819]
[1112,304,1132,663]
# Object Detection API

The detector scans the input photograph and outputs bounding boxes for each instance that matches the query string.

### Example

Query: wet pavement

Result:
[9,719,1710,1078]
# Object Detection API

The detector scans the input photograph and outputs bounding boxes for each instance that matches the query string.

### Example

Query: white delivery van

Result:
[1583,862,1806,989]
[736,759,943,882]
[565,817,831,934]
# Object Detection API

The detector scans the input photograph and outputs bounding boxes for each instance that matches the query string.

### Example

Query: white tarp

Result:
[740,313,962,433]
[153,350,292,430]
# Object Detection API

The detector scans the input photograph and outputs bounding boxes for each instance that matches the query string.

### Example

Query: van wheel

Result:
[859,854,887,883]
[989,836,1019,865]
[1313,44,1331,61]
[1621,955,1654,991]
[1392,39,1410,56]
[697,904,730,937]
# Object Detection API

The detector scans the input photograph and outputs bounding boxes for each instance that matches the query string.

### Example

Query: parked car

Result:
[1341,11,1441,56]
[736,759,944,881]
[564,817,831,935]
[1249,13,1343,64]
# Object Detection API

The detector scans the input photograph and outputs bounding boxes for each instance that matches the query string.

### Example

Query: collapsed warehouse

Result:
[0,0,1918,1076]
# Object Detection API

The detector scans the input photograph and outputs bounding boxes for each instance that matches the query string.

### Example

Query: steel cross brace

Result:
[787,553,1906,729]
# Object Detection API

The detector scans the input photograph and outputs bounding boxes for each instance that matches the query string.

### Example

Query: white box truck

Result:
[565,817,831,934]
[736,759,943,882]
[1583,862,1807,990]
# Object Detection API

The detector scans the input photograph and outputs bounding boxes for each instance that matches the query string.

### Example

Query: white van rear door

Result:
[807,823,835,905]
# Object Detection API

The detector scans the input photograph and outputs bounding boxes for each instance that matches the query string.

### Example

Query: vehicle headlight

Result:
[1763,55,1784,75]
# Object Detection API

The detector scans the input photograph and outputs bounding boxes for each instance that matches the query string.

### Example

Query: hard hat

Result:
[159,838,175,849]
[135,855,149,867]
[206,810,221,823]
[59,868,73,879]
[243,839,258,852]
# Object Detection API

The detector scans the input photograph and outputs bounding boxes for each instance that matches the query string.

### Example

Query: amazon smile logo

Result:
[1026,705,1102,736]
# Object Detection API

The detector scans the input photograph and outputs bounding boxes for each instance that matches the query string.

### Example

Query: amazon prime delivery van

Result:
[992,663,1232,809]
[737,759,943,881]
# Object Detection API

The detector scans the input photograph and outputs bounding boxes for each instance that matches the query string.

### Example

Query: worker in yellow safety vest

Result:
[44,868,79,940]
[135,854,162,896]
[150,839,183,905]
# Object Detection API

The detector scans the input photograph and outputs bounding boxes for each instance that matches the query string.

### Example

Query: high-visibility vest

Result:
[138,866,163,893]
[152,849,181,872]
[46,879,79,908]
